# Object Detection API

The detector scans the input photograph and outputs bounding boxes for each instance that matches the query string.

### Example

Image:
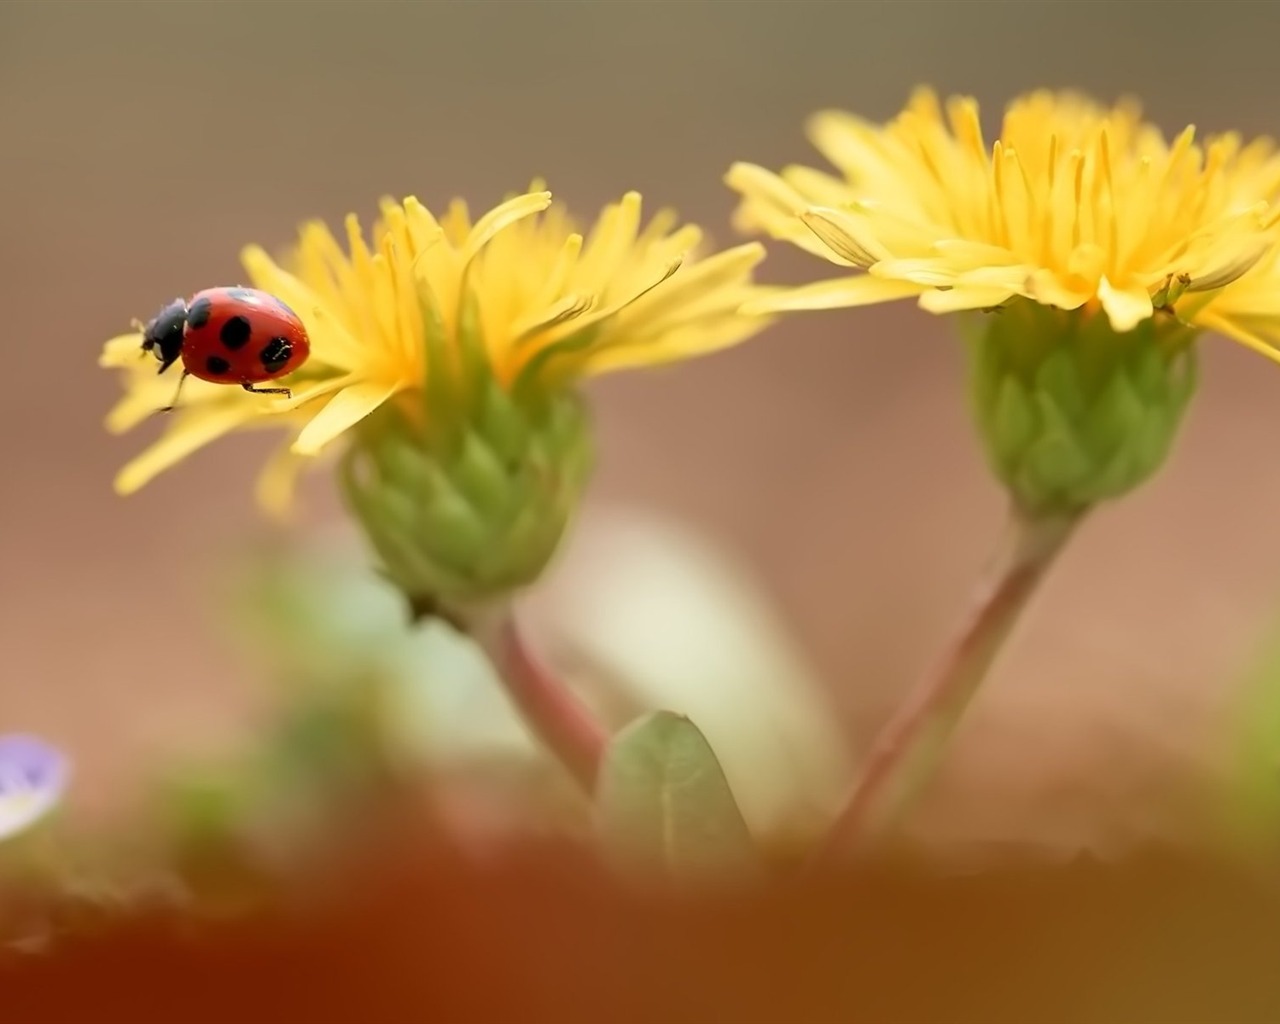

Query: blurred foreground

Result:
[3,509,1280,1021]
[5,825,1280,1024]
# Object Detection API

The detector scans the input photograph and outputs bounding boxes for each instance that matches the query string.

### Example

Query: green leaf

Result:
[595,711,760,882]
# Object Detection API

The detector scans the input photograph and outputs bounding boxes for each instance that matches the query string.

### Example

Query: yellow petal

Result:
[114,405,259,495]
[918,285,1019,314]
[932,239,1024,269]
[510,293,595,346]
[726,163,849,264]
[800,208,886,269]
[1025,269,1092,311]
[780,165,854,207]
[268,373,357,413]
[584,314,771,376]
[543,255,683,344]
[804,109,887,179]
[1194,309,1280,365]
[1185,235,1272,292]
[293,220,357,319]
[578,192,646,290]
[869,259,961,287]
[740,275,922,314]
[404,198,462,329]
[633,207,681,252]
[105,382,176,434]
[623,243,766,323]
[527,233,585,312]
[1097,275,1154,332]
[460,191,553,270]
[442,197,472,246]
[255,441,312,521]
[106,372,242,432]
[291,380,400,456]
[402,196,447,253]
[100,333,145,368]
[724,163,808,219]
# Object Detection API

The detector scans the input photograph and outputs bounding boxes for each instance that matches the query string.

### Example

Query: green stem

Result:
[467,608,610,795]
[813,506,1080,864]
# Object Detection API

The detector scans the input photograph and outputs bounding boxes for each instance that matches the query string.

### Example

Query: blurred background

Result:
[3,0,1280,856]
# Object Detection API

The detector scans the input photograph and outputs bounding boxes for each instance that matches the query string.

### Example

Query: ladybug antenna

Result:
[156,370,191,415]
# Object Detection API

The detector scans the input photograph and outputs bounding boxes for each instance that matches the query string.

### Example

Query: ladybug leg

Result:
[241,383,292,398]
[157,371,191,415]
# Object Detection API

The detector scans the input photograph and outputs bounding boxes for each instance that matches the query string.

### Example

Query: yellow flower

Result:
[101,186,772,510]
[727,88,1280,352]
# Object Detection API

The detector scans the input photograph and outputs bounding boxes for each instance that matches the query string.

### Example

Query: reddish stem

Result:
[479,613,610,794]
[814,509,1079,864]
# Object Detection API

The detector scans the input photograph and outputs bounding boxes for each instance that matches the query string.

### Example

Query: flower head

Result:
[101,186,772,512]
[727,88,1280,515]
[0,735,70,842]
[728,88,1280,349]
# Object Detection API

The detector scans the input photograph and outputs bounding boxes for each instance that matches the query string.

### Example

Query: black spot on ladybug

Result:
[186,296,212,330]
[220,316,252,350]
[259,336,293,374]
[205,355,231,376]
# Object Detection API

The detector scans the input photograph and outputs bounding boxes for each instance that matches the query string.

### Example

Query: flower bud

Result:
[966,299,1198,516]
[341,373,593,610]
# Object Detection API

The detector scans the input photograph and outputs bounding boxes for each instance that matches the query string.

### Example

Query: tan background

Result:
[4,0,1280,850]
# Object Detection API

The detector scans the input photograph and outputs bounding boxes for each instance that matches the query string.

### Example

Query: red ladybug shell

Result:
[181,287,311,385]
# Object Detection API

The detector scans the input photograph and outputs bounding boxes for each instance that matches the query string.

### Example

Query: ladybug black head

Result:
[140,299,187,374]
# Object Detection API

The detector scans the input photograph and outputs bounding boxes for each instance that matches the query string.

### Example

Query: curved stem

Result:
[467,609,610,794]
[814,507,1080,865]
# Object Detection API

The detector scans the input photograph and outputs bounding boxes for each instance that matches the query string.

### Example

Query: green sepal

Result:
[340,370,594,608]
[966,299,1199,516]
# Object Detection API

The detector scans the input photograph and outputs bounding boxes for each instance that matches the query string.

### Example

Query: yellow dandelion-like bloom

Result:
[723,87,1280,853]
[727,87,1280,349]
[727,88,1280,517]
[101,185,773,602]
[101,186,771,509]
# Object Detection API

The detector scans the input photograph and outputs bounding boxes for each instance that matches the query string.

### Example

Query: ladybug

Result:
[139,287,310,411]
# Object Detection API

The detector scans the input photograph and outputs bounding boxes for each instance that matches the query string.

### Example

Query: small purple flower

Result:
[0,735,69,841]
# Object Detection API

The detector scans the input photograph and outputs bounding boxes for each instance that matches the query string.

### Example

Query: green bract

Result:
[341,371,593,610]
[966,299,1199,517]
